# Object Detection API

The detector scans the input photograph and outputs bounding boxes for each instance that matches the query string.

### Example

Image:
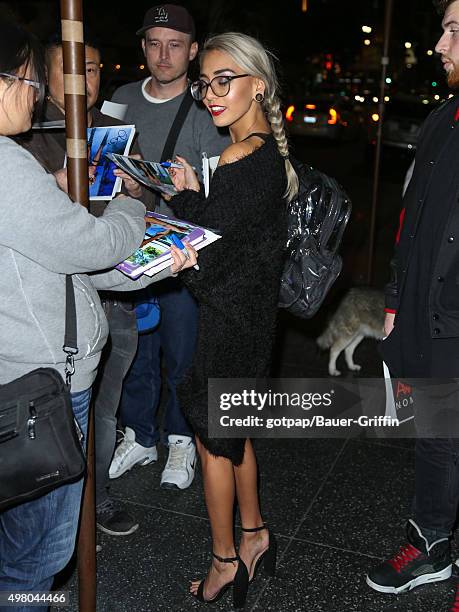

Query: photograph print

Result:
[87,125,135,200]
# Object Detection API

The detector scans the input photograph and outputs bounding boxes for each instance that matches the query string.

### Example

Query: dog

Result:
[317,287,385,376]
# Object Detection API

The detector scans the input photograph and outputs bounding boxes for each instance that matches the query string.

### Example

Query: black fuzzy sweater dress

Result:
[170,134,287,465]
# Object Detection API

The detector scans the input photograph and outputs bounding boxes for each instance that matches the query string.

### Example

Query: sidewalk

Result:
[57,312,459,611]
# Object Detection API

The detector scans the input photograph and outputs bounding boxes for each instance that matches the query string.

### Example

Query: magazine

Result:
[105,152,177,197]
[143,225,221,277]
[86,125,135,200]
[116,212,220,279]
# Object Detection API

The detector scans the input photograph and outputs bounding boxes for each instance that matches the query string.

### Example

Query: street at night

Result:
[2,1,459,611]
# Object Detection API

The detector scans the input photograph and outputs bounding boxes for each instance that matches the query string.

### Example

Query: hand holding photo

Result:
[86,125,135,200]
[106,153,178,197]
[169,154,200,193]
[170,233,200,271]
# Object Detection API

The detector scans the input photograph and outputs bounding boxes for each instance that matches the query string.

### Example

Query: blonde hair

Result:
[202,32,299,202]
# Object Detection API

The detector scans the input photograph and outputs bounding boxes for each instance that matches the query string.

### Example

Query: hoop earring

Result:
[255,92,264,102]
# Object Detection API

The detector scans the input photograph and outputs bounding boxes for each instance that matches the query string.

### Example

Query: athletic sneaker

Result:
[109,426,157,479]
[160,435,196,490]
[366,519,452,594]
[96,498,139,536]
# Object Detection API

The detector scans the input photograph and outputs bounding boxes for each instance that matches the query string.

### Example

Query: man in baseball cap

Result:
[135,4,198,91]
[136,3,196,41]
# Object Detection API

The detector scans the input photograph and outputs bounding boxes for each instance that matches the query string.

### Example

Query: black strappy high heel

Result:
[193,552,249,609]
[241,524,277,582]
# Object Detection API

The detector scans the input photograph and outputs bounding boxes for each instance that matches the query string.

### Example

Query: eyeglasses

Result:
[190,74,250,101]
[0,72,41,91]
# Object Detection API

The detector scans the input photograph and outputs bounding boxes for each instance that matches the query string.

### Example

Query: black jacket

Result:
[385,95,459,338]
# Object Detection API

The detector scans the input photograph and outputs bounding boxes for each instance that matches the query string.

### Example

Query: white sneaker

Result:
[160,435,196,490]
[109,427,157,479]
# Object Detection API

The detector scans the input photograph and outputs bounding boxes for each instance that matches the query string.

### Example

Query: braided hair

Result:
[202,32,299,202]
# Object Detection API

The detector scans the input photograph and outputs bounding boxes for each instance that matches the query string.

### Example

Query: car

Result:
[367,96,440,151]
[284,95,360,141]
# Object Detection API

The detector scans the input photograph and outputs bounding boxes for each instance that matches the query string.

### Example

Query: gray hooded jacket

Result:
[0,137,169,391]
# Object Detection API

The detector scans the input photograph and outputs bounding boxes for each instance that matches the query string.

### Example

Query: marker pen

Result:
[160,162,197,171]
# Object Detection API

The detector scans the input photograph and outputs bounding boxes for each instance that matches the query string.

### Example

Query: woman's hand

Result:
[169,243,198,274]
[113,154,143,198]
[169,155,200,192]
[384,312,395,337]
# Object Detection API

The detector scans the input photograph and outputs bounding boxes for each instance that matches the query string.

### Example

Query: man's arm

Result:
[384,312,395,337]
[384,210,404,336]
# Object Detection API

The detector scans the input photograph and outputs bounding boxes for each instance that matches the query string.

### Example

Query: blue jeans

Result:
[94,300,138,506]
[0,388,91,612]
[119,282,197,447]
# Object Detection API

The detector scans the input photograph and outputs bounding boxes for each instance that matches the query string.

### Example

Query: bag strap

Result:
[154,89,194,211]
[160,89,194,162]
[63,275,78,386]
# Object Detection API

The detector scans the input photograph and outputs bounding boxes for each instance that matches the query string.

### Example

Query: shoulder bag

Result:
[0,275,86,511]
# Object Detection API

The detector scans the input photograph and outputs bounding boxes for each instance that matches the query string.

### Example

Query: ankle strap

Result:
[241,524,267,533]
[212,552,239,563]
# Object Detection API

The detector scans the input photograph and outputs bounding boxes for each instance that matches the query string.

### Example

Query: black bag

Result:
[278,158,352,319]
[0,276,86,512]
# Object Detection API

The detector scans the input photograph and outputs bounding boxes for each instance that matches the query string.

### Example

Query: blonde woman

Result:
[169,32,298,607]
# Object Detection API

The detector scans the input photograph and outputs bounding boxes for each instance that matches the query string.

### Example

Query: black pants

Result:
[415,438,459,539]
[413,382,459,540]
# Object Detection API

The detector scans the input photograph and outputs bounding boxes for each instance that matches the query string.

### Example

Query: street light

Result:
[364,39,371,46]
[405,41,412,49]
[362,25,372,33]
[427,49,434,56]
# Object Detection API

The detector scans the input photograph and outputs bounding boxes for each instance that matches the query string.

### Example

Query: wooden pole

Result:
[59,2,96,610]
[366,0,394,284]
[60,0,89,207]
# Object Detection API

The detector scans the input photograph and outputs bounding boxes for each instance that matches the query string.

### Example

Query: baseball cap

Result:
[136,4,196,40]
